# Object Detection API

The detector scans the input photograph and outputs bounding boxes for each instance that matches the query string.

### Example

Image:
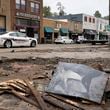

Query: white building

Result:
[96,18,109,32]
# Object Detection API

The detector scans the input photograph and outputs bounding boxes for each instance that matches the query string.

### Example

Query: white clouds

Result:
[43,0,109,17]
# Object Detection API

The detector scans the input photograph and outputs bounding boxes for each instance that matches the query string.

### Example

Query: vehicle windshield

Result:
[17,32,26,37]
[62,37,69,39]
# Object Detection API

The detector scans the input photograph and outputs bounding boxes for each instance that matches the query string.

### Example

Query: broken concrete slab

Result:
[46,62,109,104]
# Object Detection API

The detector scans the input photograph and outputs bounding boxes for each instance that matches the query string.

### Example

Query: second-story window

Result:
[89,17,91,23]
[16,0,26,10]
[84,16,87,22]
[21,0,26,10]
[16,0,20,9]
[30,2,34,12]
[100,24,102,30]
[30,2,40,13]
[93,18,95,23]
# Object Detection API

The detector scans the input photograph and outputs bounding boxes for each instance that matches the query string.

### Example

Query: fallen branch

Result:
[24,79,49,110]
[11,90,39,107]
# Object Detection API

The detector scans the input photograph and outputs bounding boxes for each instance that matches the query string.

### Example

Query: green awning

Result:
[44,27,54,33]
[60,28,69,34]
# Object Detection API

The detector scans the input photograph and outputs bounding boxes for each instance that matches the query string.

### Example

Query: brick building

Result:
[0,0,43,42]
[43,18,69,43]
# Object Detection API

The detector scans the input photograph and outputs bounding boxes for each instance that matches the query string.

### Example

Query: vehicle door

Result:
[16,32,30,46]
[8,32,20,46]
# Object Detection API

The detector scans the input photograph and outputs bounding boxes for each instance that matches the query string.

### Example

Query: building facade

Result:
[43,18,69,43]
[55,14,109,40]
[0,0,43,42]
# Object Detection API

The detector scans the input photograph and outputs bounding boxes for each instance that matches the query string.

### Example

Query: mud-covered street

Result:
[0,44,110,110]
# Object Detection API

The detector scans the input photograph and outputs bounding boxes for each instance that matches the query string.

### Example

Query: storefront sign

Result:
[16,12,40,20]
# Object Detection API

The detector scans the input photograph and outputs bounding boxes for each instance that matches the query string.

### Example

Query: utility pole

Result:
[109,0,110,46]
[109,0,110,25]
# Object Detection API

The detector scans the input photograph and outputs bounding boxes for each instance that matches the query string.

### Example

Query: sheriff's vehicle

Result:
[0,31,37,48]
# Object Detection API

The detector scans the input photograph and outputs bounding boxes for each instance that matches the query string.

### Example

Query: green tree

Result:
[52,12,59,17]
[43,6,52,17]
[57,2,65,16]
[94,10,102,18]
[103,16,109,20]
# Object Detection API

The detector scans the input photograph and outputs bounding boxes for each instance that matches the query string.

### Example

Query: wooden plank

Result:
[24,79,48,110]
[43,94,78,110]
[11,90,39,107]
[48,93,85,110]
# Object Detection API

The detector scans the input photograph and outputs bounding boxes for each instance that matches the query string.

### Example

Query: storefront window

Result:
[16,0,20,9]
[16,18,28,26]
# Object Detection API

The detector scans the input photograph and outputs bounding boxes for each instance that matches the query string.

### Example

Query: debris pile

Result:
[0,62,110,110]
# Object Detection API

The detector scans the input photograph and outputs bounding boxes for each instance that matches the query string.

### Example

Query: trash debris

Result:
[46,62,108,104]
[0,79,48,110]
[43,93,84,110]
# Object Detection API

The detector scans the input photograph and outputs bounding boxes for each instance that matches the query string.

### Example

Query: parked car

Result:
[76,35,87,43]
[55,36,73,44]
[0,31,37,48]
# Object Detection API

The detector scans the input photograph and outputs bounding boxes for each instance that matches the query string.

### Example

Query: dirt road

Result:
[0,44,110,60]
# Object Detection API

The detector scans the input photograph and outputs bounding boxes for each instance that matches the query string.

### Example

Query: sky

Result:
[43,0,109,17]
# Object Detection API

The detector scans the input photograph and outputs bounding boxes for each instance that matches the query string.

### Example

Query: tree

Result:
[103,16,109,20]
[52,12,59,17]
[57,2,65,16]
[94,10,102,18]
[43,6,52,17]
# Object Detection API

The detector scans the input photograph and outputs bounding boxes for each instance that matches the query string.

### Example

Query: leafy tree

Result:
[52,12,59,17]
[103,16,109,20]
[94,11,102,18]
[43,6,52,17]
[57,2,65,16]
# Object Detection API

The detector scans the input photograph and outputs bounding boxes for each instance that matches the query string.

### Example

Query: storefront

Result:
[44,26,54,43]
[60,28,69,36]
[0,0,43,42]
[83,29,97,40]
[15,13,40,38]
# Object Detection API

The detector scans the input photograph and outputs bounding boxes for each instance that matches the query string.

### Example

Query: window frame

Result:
[30,2,40,14]
[84,16,87,22]
[16,0,26,11]
[89,17,91,23]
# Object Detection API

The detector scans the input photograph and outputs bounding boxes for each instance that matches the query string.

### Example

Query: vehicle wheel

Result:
[70,41,73,44]
[63,41,66,44]
[79,41,83,44]
[4,40,12,48]
[30,41,36,47]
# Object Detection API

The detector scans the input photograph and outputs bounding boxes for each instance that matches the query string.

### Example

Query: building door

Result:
[26,27,34,37]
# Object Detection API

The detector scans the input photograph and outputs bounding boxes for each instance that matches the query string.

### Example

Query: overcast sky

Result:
[43,0,109,17]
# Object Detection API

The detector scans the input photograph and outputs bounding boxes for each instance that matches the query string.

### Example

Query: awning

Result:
[60,28,69,34]
[84,29,97,35]
[99,32,108,36]
[44,27,54,33]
